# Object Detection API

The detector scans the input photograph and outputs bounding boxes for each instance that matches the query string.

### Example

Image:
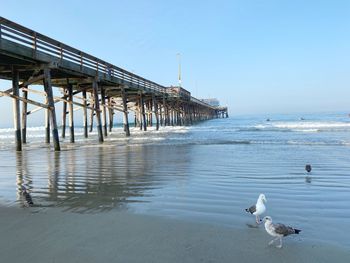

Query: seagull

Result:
[21,186,34,207]
[263,216,301,248]
[305,164,312,173]
[245,194,267,224]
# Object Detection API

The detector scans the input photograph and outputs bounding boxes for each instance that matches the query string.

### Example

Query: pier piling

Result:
[61,89,67,138]
[101,88,107,137]
[43,67,60,151]
[121,87,130,136]
[68,84,75,143]
[108,97,113,133]
[152,94,159,131]
[140,93,147,131]
[89,94,94,132]
[92,79,103,143]
[82,90,88,138]
[21,87,28,144]
[12,68,22,151]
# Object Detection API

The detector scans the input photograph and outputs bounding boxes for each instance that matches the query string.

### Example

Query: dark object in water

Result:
[266,118,270,122]
[21,186,34,206]
[305,164,312,173]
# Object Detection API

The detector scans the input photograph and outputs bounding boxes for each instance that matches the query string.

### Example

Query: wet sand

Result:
[0,206,349,263]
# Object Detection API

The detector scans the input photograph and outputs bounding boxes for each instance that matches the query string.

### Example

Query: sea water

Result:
[0,112,350,248]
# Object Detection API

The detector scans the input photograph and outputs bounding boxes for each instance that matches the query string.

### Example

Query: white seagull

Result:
[263,216,301,248]
[245,194,267,224]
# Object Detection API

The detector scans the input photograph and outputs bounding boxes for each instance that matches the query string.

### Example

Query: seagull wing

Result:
[273,223,297,236]
[245,204,256,214]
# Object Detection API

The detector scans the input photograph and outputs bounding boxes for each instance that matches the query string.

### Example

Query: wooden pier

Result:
[0,17,228,151]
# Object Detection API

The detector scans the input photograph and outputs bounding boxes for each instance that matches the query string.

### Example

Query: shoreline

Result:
[1,206,349,263]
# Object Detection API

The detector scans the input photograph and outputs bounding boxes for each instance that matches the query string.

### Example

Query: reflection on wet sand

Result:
[15,145,191,213]
[16,152,34,207]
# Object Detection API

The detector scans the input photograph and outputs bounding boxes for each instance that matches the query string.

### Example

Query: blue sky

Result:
[1,0,350,125]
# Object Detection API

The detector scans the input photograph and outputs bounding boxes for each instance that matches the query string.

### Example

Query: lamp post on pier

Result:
[177,53,182,87]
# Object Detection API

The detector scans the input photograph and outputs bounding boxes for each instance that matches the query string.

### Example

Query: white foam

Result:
[254,121,350,132]
[0,128,14,134]
[293,129,319,133]
[129,126,190,135]
[272,121,350,129]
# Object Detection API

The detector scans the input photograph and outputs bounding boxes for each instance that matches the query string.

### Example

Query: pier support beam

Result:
[101,88,107,137]
[89,94,94,132]
[184,105,188,125]
[171,108,174,126]
[12,68,22,151]
[82,90,88,138]
[92,79,103,143]
[21,87,28,144]
[165,105,168,126]
[152,94,159,131]
[134,113,137,128]
[162,96,166,126]
[68,84,75,143]
[108,97,113,132]
[137,103,142,130]
[61,90,67,138]
[45,95,50,143]
[159,103,163,126]
[140,93,147,131]
[189,105,193,125]
[43,67,60,151]
[163,99,168,126]
[121,87,130,136]
[148,100,153,127]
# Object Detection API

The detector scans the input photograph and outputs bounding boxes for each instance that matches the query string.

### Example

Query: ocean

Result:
[1,111,350,249]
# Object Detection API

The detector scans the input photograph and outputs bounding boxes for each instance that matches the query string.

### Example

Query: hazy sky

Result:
[1,0,350,125]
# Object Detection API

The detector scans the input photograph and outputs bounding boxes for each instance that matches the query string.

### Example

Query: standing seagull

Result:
[245,194,267,224]
[263,216,301,248]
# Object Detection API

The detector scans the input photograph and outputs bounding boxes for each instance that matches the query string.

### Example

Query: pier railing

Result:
[190,96,213,108]
[0,16,167,94]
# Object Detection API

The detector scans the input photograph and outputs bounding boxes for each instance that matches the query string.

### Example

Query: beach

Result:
[1,114,350,262]
[1,206,349,263]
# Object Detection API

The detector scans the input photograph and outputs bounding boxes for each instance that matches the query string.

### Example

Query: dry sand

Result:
[0,206,349,263]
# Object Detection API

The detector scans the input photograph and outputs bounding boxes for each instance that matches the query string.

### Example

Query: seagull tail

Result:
[294,229,301,234]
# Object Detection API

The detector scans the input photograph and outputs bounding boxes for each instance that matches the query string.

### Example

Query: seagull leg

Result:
[256,215,260,224]
[276,238,283,248]
[268,237,279,246]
